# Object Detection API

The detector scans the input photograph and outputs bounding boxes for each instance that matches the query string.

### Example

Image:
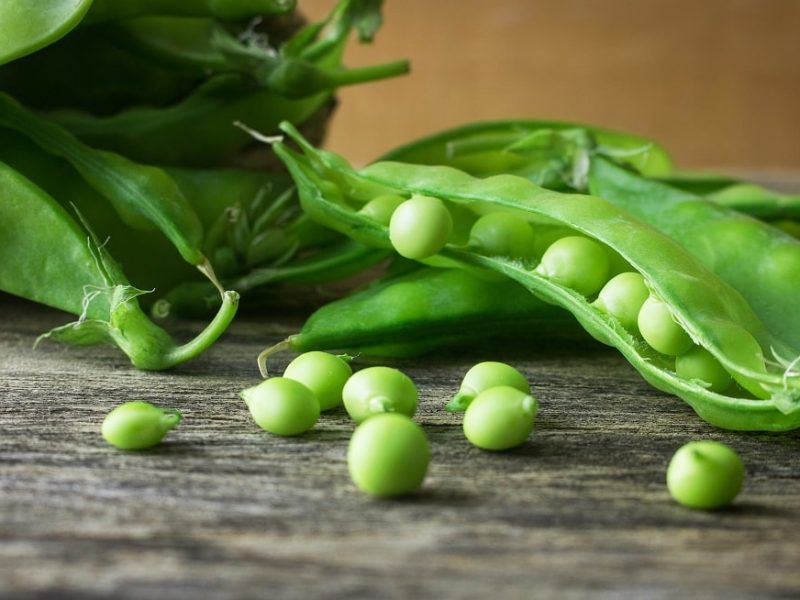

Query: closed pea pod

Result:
[342,366,417,424]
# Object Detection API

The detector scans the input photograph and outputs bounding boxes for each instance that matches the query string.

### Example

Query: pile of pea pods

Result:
[255,120,800,432]
[0,0,406,368]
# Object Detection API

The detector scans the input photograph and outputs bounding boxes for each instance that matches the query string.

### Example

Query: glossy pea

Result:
[469,212,535,258]
[535,235,610,296]
[666,441,744,509]
[283,351,352,411]
[389,195,453,259]
[637,295,693,356]
[462,386,538,451]
[359,194,406,225]
[347,413,429,497]
[594,271,649,333]
[447,361,529,412]
[102,401,181,450]
[240,377,319,436]
[676,346,733,393]
[342,366,417,423]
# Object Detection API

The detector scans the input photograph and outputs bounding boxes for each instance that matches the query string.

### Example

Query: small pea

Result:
[534,235,610,296]
[347,413,430,497]
[468,212,536,258]
[666,441,744,509]
[342,366,417,424]
[389,195,453,259]
[283,351,352,411]
[462,386,538,451]
[676,346,733,393]
[637,295,693,355]
[358,194,406,225]
[101,401,181,450]
[594,272,649,333]
[446,361,529,412]
[240,377,319,436]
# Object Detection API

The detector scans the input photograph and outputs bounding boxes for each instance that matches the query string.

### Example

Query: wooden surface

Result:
[302,0,800,169]
[2,292,800,599]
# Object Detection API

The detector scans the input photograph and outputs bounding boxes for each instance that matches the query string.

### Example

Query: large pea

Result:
[676,346,733,393]
[347,413,429,497]
[468,212,536,259]
[240,377,320,436]
[637,295,693,355]
[283,351,353,411]
[593,272,649,333]
[462,386,539,451]
[342,366,418,424]
[389,195,453,259]
[666,441,744,510]
[446,361,529,412]
[534,235,610,296]
[102,401,181,450]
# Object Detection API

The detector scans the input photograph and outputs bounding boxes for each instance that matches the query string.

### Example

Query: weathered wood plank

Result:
[1,294,799,599]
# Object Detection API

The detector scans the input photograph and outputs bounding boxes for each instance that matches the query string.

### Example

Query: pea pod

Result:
[271,123,800,431]
[83,0,295,23]
[267,266,577,359]
[0,162,237,369]
[0,1,93,66]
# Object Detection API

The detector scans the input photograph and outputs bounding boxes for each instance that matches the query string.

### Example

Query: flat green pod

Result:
[272,122,800,432]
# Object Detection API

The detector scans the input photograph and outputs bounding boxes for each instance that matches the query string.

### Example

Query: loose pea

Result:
[468,212,536,258]
[240,377,319,436]
[666,441,744,509]
[594,272,649,333]
[102,401,181,450]
[446,361,529,412]
[637,295,693,355]
[462,386,538,451]
[389,195,453,259]
[676,346,733,393]
[283,351,352,411]
[534,235,610,296]
[342,366,417,423]
[347,413,429,497]
[358,194,406,225]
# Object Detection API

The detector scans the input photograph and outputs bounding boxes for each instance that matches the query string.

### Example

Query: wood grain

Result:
[1,293,799,599]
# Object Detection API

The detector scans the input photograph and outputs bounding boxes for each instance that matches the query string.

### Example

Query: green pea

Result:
[676,346,733,393]
[637,295,694,355]
[446,361,529,412]
[347,413,429,497]
[389,195,453,259]
[101,401,181,450]
[240,377,319,436]
[534,235,610,296]
[342,366,417,424]
[666,441,744,509]
[283,351,352,411]
[358,194,406,225]
[468,212,535,258]
[462,386,538,451]
[594,272,649,333]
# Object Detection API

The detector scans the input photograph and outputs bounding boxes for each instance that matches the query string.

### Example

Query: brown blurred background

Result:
[302,0,800,169]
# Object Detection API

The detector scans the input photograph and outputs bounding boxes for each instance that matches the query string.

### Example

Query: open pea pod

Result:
[272,123,800,431]
[588,157,800,352]
[0,1,93,66]
[0,162,237,369]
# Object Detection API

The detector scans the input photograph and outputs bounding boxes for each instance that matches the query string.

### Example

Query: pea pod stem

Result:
[258,339,292,378]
